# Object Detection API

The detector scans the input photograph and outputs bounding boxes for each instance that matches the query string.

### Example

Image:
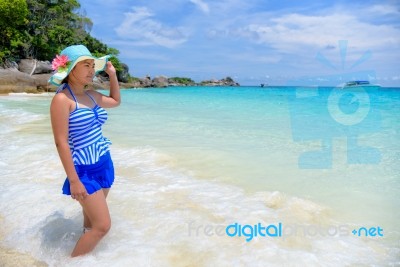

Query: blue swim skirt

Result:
[62,152,115,195]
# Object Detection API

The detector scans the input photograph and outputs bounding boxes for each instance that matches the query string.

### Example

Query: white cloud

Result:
[115,6,188,48]
[190,0,210,14]
[224,9,400,64]
[365,4,400,16]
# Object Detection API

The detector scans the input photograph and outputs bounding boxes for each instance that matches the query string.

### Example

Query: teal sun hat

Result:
[49,44,110,86]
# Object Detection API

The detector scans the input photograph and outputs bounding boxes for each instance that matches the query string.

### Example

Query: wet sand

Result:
[0,246,48,267]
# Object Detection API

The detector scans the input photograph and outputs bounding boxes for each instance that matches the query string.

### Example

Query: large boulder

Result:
[1,60,18,69]
[152,76,168,87]
[117,63,129,83]
[0,68,32,85]
[139,76,152,87]
[0,68,53,93]
[18,59,52,75]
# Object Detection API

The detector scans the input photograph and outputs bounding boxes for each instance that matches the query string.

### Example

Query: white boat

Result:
[342,81,380,88]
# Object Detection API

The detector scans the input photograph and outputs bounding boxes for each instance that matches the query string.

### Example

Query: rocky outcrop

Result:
[0,59,137,93]
[117,63,130,83]
[18,59,52,75]
[139,76,152,87]
[152,76,169,88]
[125,75,240,88]
[0,68,52,93]
[0,59,240,94]
[200,77,240,86]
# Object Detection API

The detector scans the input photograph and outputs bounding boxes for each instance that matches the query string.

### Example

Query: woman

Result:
[49,44,121,257]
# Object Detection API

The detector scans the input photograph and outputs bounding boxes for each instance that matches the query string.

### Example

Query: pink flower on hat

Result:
[51,54,70,72]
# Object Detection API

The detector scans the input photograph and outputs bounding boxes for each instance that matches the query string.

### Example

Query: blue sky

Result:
[78,0,400,86]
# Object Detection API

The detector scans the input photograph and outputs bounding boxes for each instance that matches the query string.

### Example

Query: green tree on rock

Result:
[0,0,126,81]
[0,0,28,63]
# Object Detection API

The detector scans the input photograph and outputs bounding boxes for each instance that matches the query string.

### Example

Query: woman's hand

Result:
[70,180,88,201]
[105,61,117,76]
[94,60,120,108]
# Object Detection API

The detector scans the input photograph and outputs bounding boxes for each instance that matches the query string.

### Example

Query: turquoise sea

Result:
[0,86,399,266]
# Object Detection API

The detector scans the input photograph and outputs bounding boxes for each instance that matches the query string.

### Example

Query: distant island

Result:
[0,59,239,94]
[125,75,240,88]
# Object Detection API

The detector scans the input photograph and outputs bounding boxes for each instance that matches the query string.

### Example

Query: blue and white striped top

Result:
[61,84,111,165]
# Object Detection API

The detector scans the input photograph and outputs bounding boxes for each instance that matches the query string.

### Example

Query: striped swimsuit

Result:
[61,84,115,195]
[66,85,111,165]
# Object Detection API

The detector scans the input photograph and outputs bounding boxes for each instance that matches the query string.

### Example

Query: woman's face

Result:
[69,59,95,85]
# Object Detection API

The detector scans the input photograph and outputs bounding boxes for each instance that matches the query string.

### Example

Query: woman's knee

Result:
[93,218,111,236]
[80,191,111,236]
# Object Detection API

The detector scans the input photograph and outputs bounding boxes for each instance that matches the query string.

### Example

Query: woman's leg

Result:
[102,188,110,198]
[71,191,111,257]
[82,189,110,231]
[83,209,91,231]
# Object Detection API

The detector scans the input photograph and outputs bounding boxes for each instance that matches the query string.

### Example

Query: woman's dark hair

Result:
[62,76,69,84]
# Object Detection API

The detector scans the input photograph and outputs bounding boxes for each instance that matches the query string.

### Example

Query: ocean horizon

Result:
[0,85,399,266]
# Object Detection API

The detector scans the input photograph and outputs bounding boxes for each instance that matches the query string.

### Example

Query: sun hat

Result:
[49,44,110,86]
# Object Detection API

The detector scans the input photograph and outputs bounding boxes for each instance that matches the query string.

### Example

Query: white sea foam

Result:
[1,141,397,266]
[0,105,46,133]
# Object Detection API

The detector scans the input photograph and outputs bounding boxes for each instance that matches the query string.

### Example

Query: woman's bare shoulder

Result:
[50,92,73,112]
[51,91,68,104]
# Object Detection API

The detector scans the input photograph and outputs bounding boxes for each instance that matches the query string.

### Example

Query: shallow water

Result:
[0,87,399,266]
